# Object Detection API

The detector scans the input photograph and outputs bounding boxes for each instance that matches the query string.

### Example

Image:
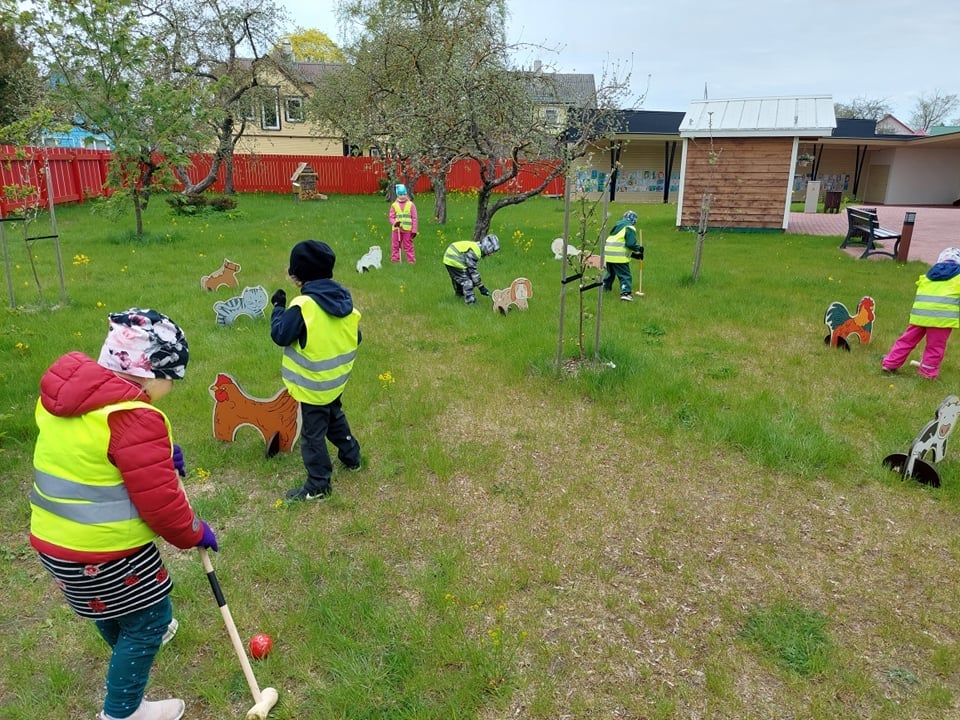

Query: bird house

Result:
[290,162,321,201]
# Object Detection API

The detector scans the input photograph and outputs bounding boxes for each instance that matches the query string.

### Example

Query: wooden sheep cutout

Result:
[213,285,268,326]
[883,394,960,487]
[824,296,874,350]
[492,277,533,314]
[551,237,581,260]
[209,373,301,458]
[357,245,383,272]
[200,258,242,291]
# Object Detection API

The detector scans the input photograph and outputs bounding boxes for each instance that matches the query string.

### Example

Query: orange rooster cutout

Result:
[209,373,301,457]
[824,296,875,351]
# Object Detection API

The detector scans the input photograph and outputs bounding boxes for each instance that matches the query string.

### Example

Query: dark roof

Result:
[832,118,883,139]
[618,110,686,135]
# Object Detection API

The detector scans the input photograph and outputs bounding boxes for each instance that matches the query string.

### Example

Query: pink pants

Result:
[391,230,416,263]
[882,324,952,378]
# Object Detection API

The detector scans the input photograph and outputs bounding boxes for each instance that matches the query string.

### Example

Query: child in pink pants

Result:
[388,184,418,264]
[882,247,960,379]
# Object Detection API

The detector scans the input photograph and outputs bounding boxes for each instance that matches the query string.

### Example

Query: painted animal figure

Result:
[551,237,581,260]
[200,258,242,291]
[209,372,301,457]
[356,245,383,272]
[213,285,268,326]
[492,277,533,314]
[883,394,960,487]
[824,296,875,350]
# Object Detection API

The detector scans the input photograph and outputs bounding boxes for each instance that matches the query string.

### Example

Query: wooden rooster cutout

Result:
[209,373,301,457]
[824,296,875,351]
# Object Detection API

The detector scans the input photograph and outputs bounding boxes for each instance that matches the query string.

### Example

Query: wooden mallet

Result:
[199,548,279,719]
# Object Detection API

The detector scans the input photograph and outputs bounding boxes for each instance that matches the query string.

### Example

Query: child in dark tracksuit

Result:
[882,246,960,379]
[270,240,362,500]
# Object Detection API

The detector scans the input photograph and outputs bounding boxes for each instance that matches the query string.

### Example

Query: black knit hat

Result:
[288,240,336,281]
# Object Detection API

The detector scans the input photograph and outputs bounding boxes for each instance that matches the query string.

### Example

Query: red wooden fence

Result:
[0,146,564,217]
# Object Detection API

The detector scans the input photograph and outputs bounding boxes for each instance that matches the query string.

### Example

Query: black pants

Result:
[300,395,360,494]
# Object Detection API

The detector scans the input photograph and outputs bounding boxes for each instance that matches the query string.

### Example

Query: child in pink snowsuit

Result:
[389,184,418,264]
[882,247,960,379]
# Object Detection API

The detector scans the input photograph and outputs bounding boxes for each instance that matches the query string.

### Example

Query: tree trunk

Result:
[433,172,447,224]
[692,193,711,281]
[132,186,144,236]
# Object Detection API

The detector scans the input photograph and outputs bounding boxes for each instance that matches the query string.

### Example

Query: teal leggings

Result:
[94,596,172,718]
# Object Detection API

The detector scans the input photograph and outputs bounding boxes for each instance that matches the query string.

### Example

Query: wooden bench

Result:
[840,207,902,260]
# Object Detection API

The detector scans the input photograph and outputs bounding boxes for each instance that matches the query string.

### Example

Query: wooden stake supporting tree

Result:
[1,149,67,308]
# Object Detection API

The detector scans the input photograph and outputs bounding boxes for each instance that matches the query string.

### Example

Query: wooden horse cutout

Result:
[209,373,301,457]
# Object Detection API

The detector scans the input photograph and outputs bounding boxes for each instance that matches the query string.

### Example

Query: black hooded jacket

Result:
[270,278,362,349]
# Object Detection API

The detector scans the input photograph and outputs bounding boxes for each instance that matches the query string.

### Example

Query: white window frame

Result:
[284,96,305,123]
[261,87,281,130]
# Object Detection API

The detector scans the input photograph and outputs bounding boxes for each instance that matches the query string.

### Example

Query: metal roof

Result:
[679,95,836,137]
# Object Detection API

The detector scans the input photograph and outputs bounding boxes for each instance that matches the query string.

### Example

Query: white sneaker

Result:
[161,618,178,646]
[99,698,185,720]
[619,293,633,302]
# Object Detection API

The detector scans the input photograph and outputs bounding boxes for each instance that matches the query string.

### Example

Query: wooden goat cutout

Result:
[209,373,301,458]
[213,285,268,326]
[356,245,383,272]
[882,394,960,487]
[823,296,875,351]
[492,277,533,314]
[200,258,242,291]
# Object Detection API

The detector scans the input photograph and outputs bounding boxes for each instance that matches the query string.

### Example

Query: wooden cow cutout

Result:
[209,373,301,457]
[213,285,268,326]
[883,395,960,487]
[200,258,242,291]
[824,296,875,350]
[492,277,533,314]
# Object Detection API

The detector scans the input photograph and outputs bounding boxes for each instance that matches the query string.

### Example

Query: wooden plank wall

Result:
[680,137,793,229]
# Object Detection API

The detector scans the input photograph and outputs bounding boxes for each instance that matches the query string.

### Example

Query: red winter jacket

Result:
[30,352,203,562]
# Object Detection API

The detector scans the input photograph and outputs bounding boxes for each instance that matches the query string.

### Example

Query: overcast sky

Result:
[279,1,960,128]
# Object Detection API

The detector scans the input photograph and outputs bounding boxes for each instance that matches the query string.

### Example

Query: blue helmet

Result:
[623,211,638,224]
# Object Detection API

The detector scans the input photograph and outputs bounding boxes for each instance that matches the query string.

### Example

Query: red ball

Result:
[249,633,273,659]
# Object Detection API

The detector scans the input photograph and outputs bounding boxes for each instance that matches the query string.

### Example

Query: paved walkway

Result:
[787,205,960,264]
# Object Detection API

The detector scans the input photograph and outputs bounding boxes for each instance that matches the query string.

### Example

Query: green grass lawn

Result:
[3,191,960,719]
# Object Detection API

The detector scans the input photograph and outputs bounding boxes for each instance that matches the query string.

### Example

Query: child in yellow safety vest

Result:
[29,308,217,720]
[388,184,418,263]
[882,247,960,379]
[270,240,363,501]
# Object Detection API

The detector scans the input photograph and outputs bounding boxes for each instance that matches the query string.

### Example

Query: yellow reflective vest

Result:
[391,200,413,231]
[31,399,165,554]
[604,225,631,264]
[443,241,481,269]
[281,295,361,405]
[909,273,960,328]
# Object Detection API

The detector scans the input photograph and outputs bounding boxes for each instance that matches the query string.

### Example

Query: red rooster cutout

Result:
[824,296,875,351]
[209,373,301,457]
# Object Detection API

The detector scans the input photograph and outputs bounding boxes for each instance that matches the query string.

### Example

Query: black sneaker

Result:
[620,293,633,302]
[285,486,330,501]
[344,463,361,472]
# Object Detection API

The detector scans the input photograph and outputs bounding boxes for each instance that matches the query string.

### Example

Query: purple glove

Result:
[172,444,186,478]
[197,520,218,552]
